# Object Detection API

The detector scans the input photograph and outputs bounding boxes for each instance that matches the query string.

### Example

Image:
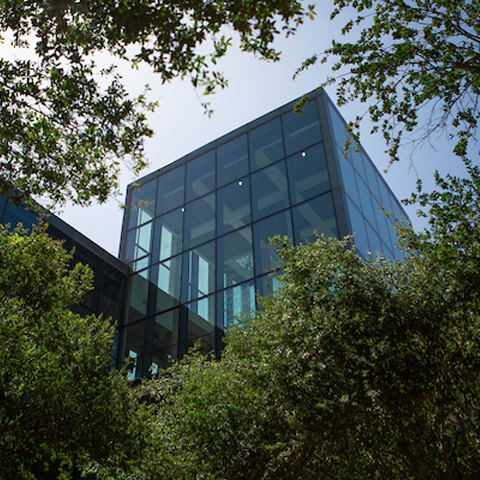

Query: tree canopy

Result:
[297,0,480,163]
[144,164,480,479]
[0,0,312,206]
[0,225,152,479]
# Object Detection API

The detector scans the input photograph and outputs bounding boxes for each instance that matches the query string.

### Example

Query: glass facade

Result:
[119,89,408,377]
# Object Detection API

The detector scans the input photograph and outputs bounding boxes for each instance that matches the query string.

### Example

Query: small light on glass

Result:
[301,151,306,157]
[181,207,186,212]
[238,180,243,186]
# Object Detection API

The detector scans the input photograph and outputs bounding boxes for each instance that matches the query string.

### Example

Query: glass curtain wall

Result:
[120,91,408,377]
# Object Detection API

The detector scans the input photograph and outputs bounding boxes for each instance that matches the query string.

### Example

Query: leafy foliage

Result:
[0,225,151,479]
[0,0,311,205]
[297,0,480,163]
[146,166,480,479]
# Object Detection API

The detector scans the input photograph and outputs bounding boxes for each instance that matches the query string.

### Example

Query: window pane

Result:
[152,209,183,262]
[253,210,293,276]
[287,143,330,205]
[184,193,215,249]
[150,311,180,371]
[292,193,338,244]
[217,135,248,187]
[186,295,216,339]
[217,226,254,289]
[125,272,150,324]
[186,151,215,202]
[120,320,146,380]
[219,281,255,329]
[251,160,289,221]
[217,177,251,235]
[338,146,361,207]
[256,272,283,300]
[249,117,285,171]
[152,255,182,312]
[357,179,378,230]
[182,241,215,302]
[327,102,349,150]
[156,165,185,215]
[128,180,157,229]
[346,198,369,256]
[124,221,153,263]
[363,155,382,202]
[282,101,322,155]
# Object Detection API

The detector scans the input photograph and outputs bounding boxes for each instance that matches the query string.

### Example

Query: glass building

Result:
[119,89,408,378]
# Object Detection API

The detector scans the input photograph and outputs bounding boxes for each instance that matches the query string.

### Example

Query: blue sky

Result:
[58,1,471,255]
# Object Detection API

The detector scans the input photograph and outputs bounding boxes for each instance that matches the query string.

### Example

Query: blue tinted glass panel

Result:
[186,151,215,202]
[124,221,153,263]
[186,295,215,331]
[346,198,369,256]
[348,144,367,183]
[152,255,182,311]
[328,102,349,149]
[249,117,285,171]
[0,195,7,220]
[338,146,361,206]
[217,135,248,187]
[2,202,37,231]
[125,272,150,324]
[128,180,157,229]
[251,161,289,221]
[373,198,393,252]
[362,155,382,202]
[357,179,378,230]
[253,210,293,276]
[287,143,330,205]
[282,101,322,156]
[121,320,146,380]
[186,296,215,340]
[217,178,251,235]
[366,222,384,257]
[152,209,183,262]
[151,311,179,371]
[256,273,283,301]
[184,193,215,249]
[182,240,215,302]
[217,226,254,289]
[292,193,338,244]
[156,166,185,215]
[219,280,255,329]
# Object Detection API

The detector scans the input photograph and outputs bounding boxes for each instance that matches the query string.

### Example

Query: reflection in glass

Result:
[186,150,215,201]
[152,255,182,311]
[128,180,157,229]
[256,272,283,300]
[363,155,382,203]
[124,221,153,263]
[183,193,215,249]
[121,321,146,380]
[251,161,289,221]
[282,101,322,156]
[217,135,248,187]
[253,210,293,276]
[287,143,330,205]
[220,281,255,329]
[249,117,284,171]
[153,209,183,262]
[357,179,378,230]
[292,193,338,244]
[183,241,215,302]
[217,226,254,289]
[125,271,150,324]
[217,178,251,235]
[186,296,215,340]
[156,165,185,215]
[346,198,369,257]
[328,101,349,149]
[338,146,361,206]
[151,310,180,371]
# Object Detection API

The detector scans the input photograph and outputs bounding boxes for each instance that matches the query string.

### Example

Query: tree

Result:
[0,224,153,479]
[296,0,480,163]
[145,164,480,479]
[0,0,313,206]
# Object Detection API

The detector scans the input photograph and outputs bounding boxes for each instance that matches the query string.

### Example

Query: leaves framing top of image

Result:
[0,0,312,206]
[299,0,480,164]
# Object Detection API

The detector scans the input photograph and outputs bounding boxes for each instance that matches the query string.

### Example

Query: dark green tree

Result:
[0,0,312,205]
[0,224,153,479]
[146,164,480,479]
[296,0,480,163]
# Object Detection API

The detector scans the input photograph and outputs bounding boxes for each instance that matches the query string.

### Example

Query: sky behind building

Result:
[55,1,470,255]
